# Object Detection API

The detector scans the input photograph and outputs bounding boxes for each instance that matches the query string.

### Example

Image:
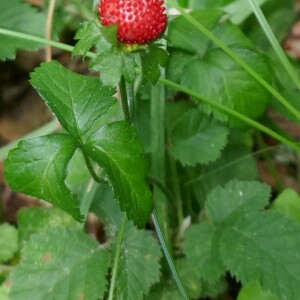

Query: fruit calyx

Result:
[98,0,167,45]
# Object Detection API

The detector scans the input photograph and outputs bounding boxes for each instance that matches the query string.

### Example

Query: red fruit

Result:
[98,0,167,45]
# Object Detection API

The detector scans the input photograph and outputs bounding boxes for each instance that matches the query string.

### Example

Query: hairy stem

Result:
[108,213,126,300]
[45,0,56,61]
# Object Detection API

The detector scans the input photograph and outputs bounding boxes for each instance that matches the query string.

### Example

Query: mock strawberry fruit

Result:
[98,0,167,45]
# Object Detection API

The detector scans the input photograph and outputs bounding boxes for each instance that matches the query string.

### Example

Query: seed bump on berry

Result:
[98,0,167,45]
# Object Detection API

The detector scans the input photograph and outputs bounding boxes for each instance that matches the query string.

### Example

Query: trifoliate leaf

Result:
[4,134,82,221]
[18,207,78,244]
[0,0,46,60]
[220,211,300,300]
[205,180,271,225]
[9,228,109,300]
[271,188,300,223]
[30,61,117,142]
[168,10,271,128]
[169,105,228,166]
[115,223,162,300]
[83,121,152,228]
[0,224,18,263]
[184,223,225,282]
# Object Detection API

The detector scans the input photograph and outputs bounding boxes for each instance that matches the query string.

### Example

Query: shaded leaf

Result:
[9,228,109,300]
[0,0,46,60]
[205,180,271,225]
[0,224,18,263]
[184,223,225,282]
[169,106,228,166]
[115,223,162,300]
[221,211,300,300]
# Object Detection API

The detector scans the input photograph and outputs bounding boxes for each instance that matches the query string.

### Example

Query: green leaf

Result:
[73,21,102,57]
[190,144,258,207]
[184,223,225,282]
[4,134,83,221]
[0,224,18,263]
[189,0,232,9]
[205,180,271,225]
[169,105,228,166]
[0,281,10,300]
[30,61,117,142]
[201,277,228,298]
[220,211,300,300]
[90,46,124,87]
[9,228,109,300]
[90,184,122,237]
[175,259,202,298]
[271,188,300,224]
[18,207,79,244]
[168,10,271,127]
[181,47,271,127]
[141,45,169,84]
[83,121,152,228]
[238,282,279,300]
[145,280,182,300]
[115,223,162,300]
[0,0,46,60]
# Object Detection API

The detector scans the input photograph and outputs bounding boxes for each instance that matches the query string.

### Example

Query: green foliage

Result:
[271,188,300,223]
[0,0,46,60]
[9,228,109,300]
[0,224,18,263]
[167,10,271,127]
[5,61,152,228]
[238,282,279,300]
[4,134,82,221]
[168,104,228,166]
[74,20,168,86]
[0,282,10,300]
[184,180,300,300]
[205,180,271,224]
[221,211,300,300]
[185,223,224,282]
[114,222,162,300]
[18,207,79,244]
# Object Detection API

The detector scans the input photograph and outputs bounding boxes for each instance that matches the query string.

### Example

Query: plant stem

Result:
[159,78,300,152]
[248,0,300,91]
[168,150,184,226]
[165,0,300,122]
[255,132,283,193]
[151,208,189,300]
[45,0,56,61]
[119,76,131,124]
[108,213,126,300]
[82,150,106,184]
